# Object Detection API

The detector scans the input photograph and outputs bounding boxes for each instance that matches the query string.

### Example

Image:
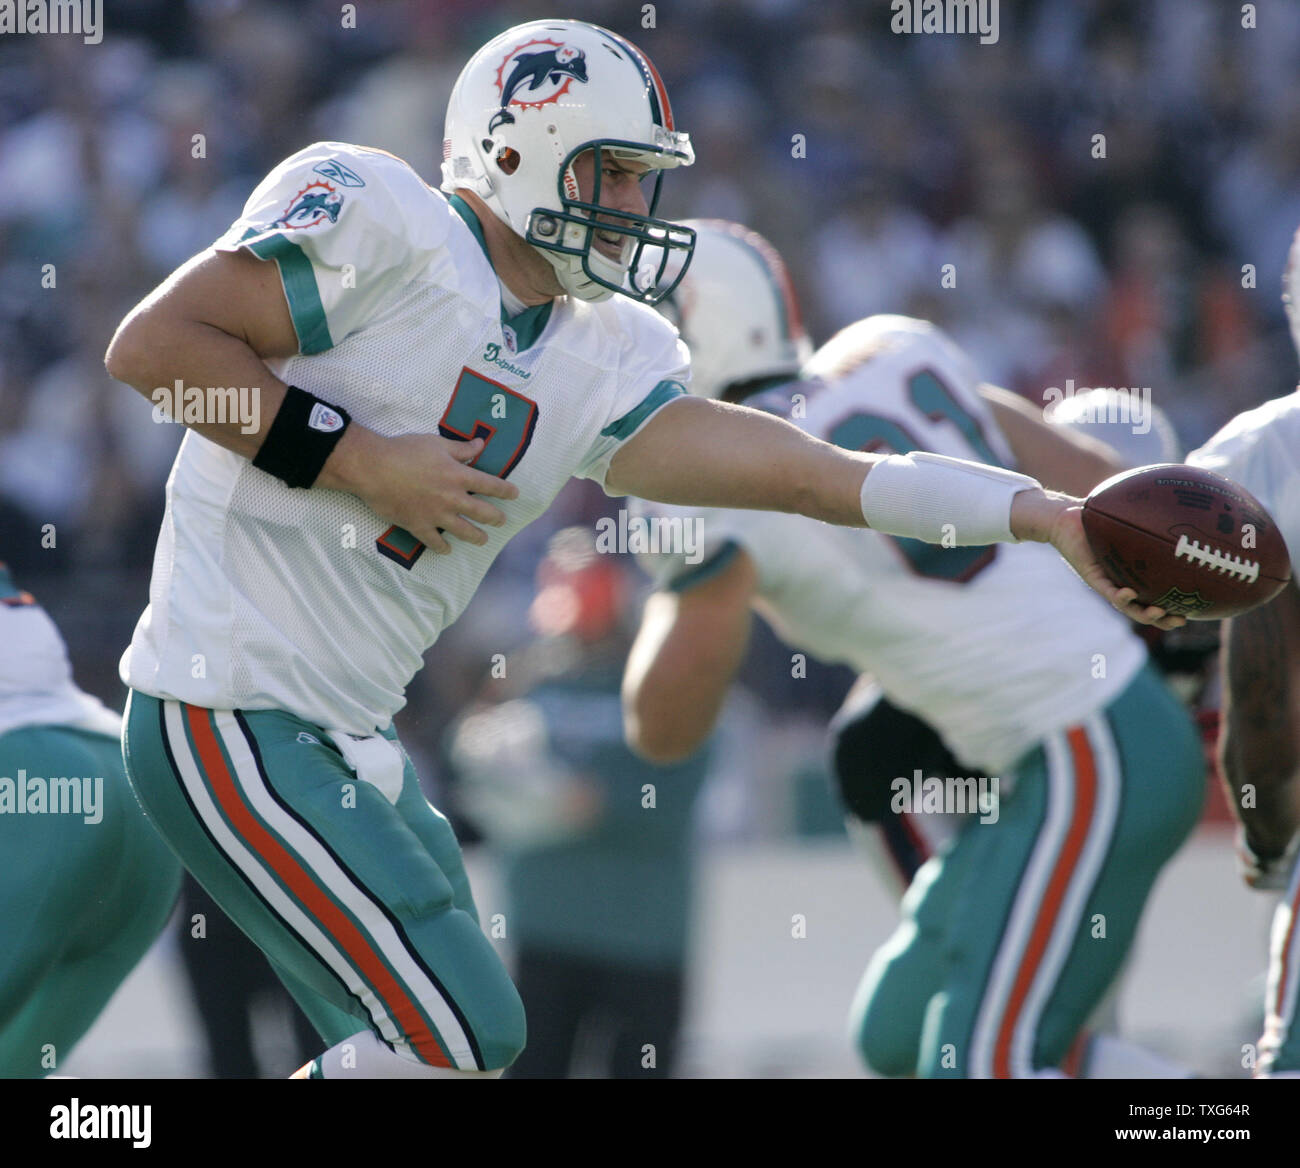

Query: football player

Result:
[827,386,1197,1077]
[104,20,1176,1079]
[1185,229,1300,1077]
[0,563,180,1076]
[833,388,1190,900]
[622,221,1206,1077]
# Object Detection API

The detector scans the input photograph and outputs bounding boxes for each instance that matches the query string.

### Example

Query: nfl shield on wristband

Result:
[252,385,352,488]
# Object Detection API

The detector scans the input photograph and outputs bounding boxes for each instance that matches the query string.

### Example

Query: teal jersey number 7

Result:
[376,367,539,569]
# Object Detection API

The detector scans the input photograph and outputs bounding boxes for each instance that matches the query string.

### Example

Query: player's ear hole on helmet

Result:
[495,147,521,176]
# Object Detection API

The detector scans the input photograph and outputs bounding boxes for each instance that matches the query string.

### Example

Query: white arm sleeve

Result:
[860,451,1042,545]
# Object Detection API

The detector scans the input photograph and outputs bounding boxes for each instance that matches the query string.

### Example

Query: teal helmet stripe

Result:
[597,27,672,130]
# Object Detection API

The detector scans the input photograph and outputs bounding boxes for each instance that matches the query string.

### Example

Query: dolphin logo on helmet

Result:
[489,42,589,134]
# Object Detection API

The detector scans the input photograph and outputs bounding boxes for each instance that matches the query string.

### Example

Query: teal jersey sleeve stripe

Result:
[666,539,741,593]
[602,379,686,441]
[236,227,333,355]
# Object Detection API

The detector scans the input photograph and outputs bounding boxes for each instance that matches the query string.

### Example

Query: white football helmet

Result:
[441,19,695,304]
[802,315,983,390]
[1284,223,1300,362]
[653,219,812,400]
[1047,387,1182,467]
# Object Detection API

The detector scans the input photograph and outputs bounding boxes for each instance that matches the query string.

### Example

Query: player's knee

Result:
[854,1005,918,1078]
[473,980,527,1071]
[849,979,918,1078]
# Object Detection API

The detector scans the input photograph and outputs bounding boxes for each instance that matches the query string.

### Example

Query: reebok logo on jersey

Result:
[313,158,366,187]
[308,404,345,433]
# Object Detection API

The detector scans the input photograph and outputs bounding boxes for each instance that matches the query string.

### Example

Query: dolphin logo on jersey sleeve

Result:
[273,181,345,230]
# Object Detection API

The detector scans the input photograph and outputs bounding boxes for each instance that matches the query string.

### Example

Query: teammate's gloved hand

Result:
[324,429,520,554]
[1011,491,1187,631]
[1236,828,1300,892]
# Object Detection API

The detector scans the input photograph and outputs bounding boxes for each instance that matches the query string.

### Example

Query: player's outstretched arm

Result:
[978,384,1126,495]
[1219,582,1300,885]
[607,396,1183,629]
[104,247,517,554]
[606,396,873,524]
[622,548,758,763]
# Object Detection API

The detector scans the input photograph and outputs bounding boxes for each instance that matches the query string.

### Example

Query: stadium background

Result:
[1,0,1294,1076]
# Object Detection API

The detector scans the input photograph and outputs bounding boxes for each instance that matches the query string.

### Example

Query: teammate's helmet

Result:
[1283,223,1300,362]
[653,219,812,400]
[1046,387,1182,467]
[441,19,695,305]
[802,314,982,391]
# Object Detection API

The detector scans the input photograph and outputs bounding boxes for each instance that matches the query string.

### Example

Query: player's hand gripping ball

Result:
[1081,464,1292,620]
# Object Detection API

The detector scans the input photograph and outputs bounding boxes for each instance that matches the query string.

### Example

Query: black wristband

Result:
[252,385,351,488]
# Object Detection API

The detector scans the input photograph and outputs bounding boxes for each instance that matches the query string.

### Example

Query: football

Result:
[1082,464,1292,619]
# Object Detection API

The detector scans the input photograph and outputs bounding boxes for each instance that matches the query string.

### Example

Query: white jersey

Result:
[122,142,688,735]
[643,316,1145,773]
[1,570,121,739]
[1187,390,1300,566]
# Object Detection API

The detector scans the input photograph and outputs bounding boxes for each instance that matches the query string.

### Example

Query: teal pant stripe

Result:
[169,702,469,1067]
[151,699,384,1048]
[854,662,1205,1079]
[969,716,1122,1078]
[228,709,480,1068]
[123,692,525,1070]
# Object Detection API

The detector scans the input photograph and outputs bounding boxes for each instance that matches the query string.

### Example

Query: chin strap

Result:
[542,246,617,303]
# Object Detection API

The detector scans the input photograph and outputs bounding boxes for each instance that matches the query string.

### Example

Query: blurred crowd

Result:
[3,0,1299,818]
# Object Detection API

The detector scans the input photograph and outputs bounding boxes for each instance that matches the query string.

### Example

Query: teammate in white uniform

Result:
[104,21,1176,1079]
[624,222,1205,1077]
[1188,238,1300,1074]
[0,565,180,1075]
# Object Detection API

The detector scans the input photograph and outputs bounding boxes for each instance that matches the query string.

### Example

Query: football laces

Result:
[1173,534,1260,584]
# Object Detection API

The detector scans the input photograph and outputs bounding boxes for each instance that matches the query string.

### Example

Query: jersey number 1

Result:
[375,368,538,569]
